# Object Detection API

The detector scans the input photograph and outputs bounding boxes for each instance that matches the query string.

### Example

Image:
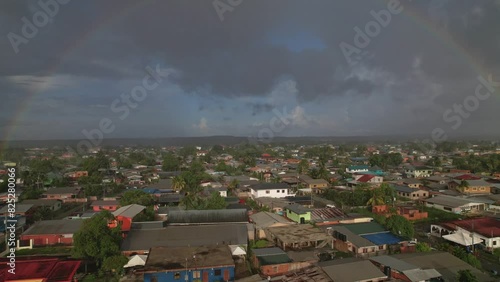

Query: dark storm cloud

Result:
[0,0,499,139]
[248,102,274,116]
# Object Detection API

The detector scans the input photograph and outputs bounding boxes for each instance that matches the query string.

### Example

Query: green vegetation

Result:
[415,242,432,252]
[386,215,414,239]
[119,189,155,206]
[162,152,181,171]
[457,269,478,282]
[250,240,270,249]
[72,211,128,279]
[323,183,395,209]
[15,246,72,256]
[418,206,462,223]
[369,153,403,169]
[452,154,500,174]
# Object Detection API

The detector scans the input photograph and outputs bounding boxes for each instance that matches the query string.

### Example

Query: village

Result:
[0,141,499,281]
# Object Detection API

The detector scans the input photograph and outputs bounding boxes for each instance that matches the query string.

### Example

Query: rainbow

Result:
[0,2,495,153]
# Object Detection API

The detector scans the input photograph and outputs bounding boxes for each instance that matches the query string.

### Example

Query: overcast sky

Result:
[1,0,500,141]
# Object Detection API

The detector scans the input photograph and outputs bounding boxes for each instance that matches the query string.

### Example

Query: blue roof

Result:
[361,232,402,245]
[349,165,369,170]
[141,188,161,194]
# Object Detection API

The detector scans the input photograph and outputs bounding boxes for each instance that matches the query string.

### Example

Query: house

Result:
[284,204,311,224]
[431,217,500,252]
[249,211,296,239]
[372,205,428,221]
[0,204,34,217]
[328,222,402,257]
[142,245,235,282]
[346,165,370,174]
[319,258,388,282]
[354,174,383,184]
[424,195,486,213]
[121,223,250,256]
[405,166,433,178]
[402,179,423,188]
[0,258,82,282]
[266,225,332,251]
[109,204,146,232]
[448,179,492,194]
[298,176,329,191]
[396,206,428,221]
[41,187,84,203]
[369,255,442,282]
[252,247,313,277]
[22,199,62,211]
[393,185,429,200]
[20,219,84,246]
[249,183,295,198]
[90,199,120,212]
[65,170,88,180]
[425,176,448,185]
[391,252,492,281]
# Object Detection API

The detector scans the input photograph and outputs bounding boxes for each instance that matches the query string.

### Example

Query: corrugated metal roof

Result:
[166,209,248,224]
[113,204,146,218]
[369,255,418,271]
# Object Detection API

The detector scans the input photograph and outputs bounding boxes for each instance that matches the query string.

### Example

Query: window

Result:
[412,194,416,197]
[266,190,270,194]
[480,187,485,191]
[277,190,280,193]
[214,269,222,276]
[378,245,384,250]
[193,271,201,278]
[494,241,497,246]
[174,273,181,279]
[282,190,285,193]
[363,248,367,253]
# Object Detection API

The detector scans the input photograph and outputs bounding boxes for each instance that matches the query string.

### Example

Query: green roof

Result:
[257,254,292,266]
[340,222,387,235]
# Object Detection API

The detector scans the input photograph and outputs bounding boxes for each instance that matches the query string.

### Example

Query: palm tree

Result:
[366,188,385,206]
[172,176,186,192]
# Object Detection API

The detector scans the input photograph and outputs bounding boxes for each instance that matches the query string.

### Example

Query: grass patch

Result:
[250,240,270,249]
[417,207,462,223]
[15,246,72,256]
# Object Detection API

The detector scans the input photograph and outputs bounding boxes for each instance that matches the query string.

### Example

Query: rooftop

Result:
[0,258,81,282]
[121,223,249,252]
[339,221,387,235]
[145,245,234,271]
[250,211,294,228]
[321,259,387,282]
[424,195,478,208]
[392,251,491,282]
[166,209,248,224]
[22,219,84,235]
[441,217,500,238]
[0,203,33,213]
[267,225,330,244]
[112,204,146,218]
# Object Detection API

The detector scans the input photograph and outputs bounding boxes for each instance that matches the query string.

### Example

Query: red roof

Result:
[261,153,271,158]
[442,217,500,238]
[0,257,81,281]
[357,175,375,183]
[454,174,481,181]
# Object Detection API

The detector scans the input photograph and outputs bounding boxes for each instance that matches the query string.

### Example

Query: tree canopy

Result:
[72,211,122,267]
[162,152,180,171]
[119,190,155,206]
[385,215,414,239]
[457,269,478,282]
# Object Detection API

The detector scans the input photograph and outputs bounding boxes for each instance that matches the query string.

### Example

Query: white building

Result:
[250,183,295,198]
